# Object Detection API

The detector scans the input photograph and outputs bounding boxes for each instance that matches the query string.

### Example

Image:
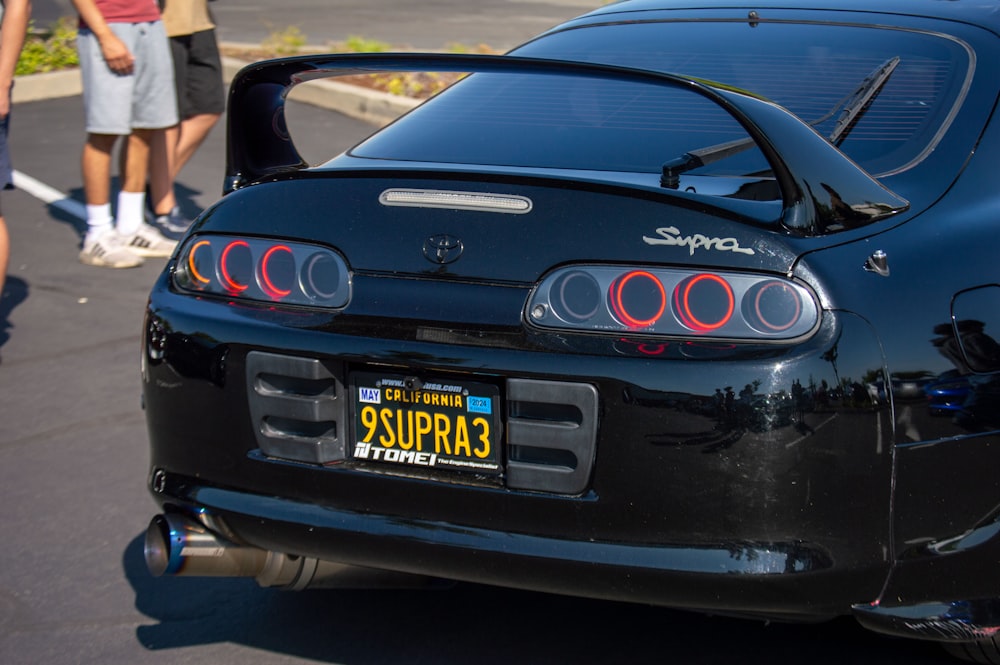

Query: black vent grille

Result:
[505,378,599,495]
[246,351,346,464]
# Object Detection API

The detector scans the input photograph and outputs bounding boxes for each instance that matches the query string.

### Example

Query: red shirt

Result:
[83,0,161,26]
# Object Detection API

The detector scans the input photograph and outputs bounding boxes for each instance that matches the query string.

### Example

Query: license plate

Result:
[350,372,502,474]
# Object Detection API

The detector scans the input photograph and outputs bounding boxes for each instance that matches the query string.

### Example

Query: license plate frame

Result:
[350,372,502,475]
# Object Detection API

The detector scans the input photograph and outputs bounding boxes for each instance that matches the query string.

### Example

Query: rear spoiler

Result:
[225,53,908,236]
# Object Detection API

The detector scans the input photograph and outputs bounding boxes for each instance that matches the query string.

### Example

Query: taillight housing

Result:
[173,234,351,308]
[527,265,819,341]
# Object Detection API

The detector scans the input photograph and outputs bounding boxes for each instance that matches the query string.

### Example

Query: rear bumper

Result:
[143,282,898,619]
[151,472,882,619]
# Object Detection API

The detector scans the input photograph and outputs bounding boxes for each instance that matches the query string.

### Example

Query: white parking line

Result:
[12,169,87,221]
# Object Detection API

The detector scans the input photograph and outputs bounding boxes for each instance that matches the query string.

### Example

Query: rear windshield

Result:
[350,20,972,178]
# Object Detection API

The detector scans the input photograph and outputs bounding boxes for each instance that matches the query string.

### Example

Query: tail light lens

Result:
[174,235,351,308]
[528,265,818,341]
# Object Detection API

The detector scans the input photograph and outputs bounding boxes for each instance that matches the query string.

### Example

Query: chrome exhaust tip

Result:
[145,513,450,590]
[144,513,268,578]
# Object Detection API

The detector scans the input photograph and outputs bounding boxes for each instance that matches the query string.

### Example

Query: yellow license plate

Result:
[351,372,502,474]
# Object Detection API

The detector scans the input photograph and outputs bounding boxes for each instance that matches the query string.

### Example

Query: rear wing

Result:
[225,53,908,236]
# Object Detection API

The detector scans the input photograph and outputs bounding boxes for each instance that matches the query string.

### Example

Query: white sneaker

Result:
[79,231,144,268]
[122,223,178,258]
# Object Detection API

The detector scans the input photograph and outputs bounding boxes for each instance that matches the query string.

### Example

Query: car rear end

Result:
[142,0,996,626]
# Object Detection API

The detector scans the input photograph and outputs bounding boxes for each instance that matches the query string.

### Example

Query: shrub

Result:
[261,25,308,56]
[16,18,79,76]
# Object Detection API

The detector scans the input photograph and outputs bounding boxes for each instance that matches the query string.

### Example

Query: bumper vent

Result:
[505,378,599,495]
[246,351,347,464]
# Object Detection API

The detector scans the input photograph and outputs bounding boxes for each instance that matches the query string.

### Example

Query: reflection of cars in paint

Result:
[926,371,970,416]
[889,372,936,402]
[141,2,1000,662]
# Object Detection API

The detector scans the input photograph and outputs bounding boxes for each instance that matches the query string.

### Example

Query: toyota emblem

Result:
[423,234,464,264]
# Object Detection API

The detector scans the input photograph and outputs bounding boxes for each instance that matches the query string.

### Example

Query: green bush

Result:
[341,35,390,53]
[16,18,79,76]
[261,25,307,55]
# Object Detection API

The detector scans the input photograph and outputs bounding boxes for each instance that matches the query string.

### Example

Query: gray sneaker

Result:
[122,223,178,258]
[79,232,144,268]
[150,207,194,241]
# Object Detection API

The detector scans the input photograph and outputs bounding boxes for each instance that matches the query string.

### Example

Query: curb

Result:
[12,68,82,103]
[12,46,418,127]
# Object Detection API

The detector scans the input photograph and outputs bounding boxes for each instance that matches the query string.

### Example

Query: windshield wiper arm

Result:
[660,56,901,188]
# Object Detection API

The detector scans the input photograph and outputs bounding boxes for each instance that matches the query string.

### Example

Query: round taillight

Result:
[258,245,295,299]
[186,239,213,287]
[609,270,667,329]
[673,273,735,332]
[301,251,343,301]
[219,240,252,293]
[743,280,802,333]
[550,270,602,322]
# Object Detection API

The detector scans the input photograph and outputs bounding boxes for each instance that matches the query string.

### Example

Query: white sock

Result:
[115,190,146,236]
[85,203,113,241]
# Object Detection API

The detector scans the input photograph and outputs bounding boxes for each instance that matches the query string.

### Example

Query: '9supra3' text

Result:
[356,404,492,459]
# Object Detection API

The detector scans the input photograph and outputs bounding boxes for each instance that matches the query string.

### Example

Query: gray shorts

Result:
[78,21,179,135]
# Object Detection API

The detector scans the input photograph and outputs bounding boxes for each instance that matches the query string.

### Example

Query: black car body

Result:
[142,1,1000,659]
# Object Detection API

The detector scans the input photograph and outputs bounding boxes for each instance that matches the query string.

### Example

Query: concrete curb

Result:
[12,47,418,127]
[12,68,82,103]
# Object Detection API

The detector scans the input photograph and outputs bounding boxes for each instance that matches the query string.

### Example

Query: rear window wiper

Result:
[660,56,901,188]
[827,55,900,146]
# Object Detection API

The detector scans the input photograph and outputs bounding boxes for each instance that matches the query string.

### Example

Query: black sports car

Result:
[141,1,1000,660]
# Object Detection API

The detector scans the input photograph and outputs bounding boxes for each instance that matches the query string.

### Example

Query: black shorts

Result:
[170,28,226,119]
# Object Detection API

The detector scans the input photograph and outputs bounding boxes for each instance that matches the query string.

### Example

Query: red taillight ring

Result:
[219,240,250,292]
[259,244,294,298]
[676,273,734,332]
[610,270,666,328]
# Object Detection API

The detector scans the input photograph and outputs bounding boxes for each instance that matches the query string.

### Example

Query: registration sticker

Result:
[350,372,502,475]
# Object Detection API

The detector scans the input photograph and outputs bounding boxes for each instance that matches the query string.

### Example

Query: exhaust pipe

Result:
[145,513,445,590]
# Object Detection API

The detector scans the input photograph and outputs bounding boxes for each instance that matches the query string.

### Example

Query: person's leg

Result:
[120,120,178,218]
[118,127,178,258]
[79,133,144,268]
[174,112,220,176]
[151,124,179,212]
[82,133,118,207]
[0,215,8,299]
[0,100,12,297]
[117,127,151,236]
[81,132,118,238]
